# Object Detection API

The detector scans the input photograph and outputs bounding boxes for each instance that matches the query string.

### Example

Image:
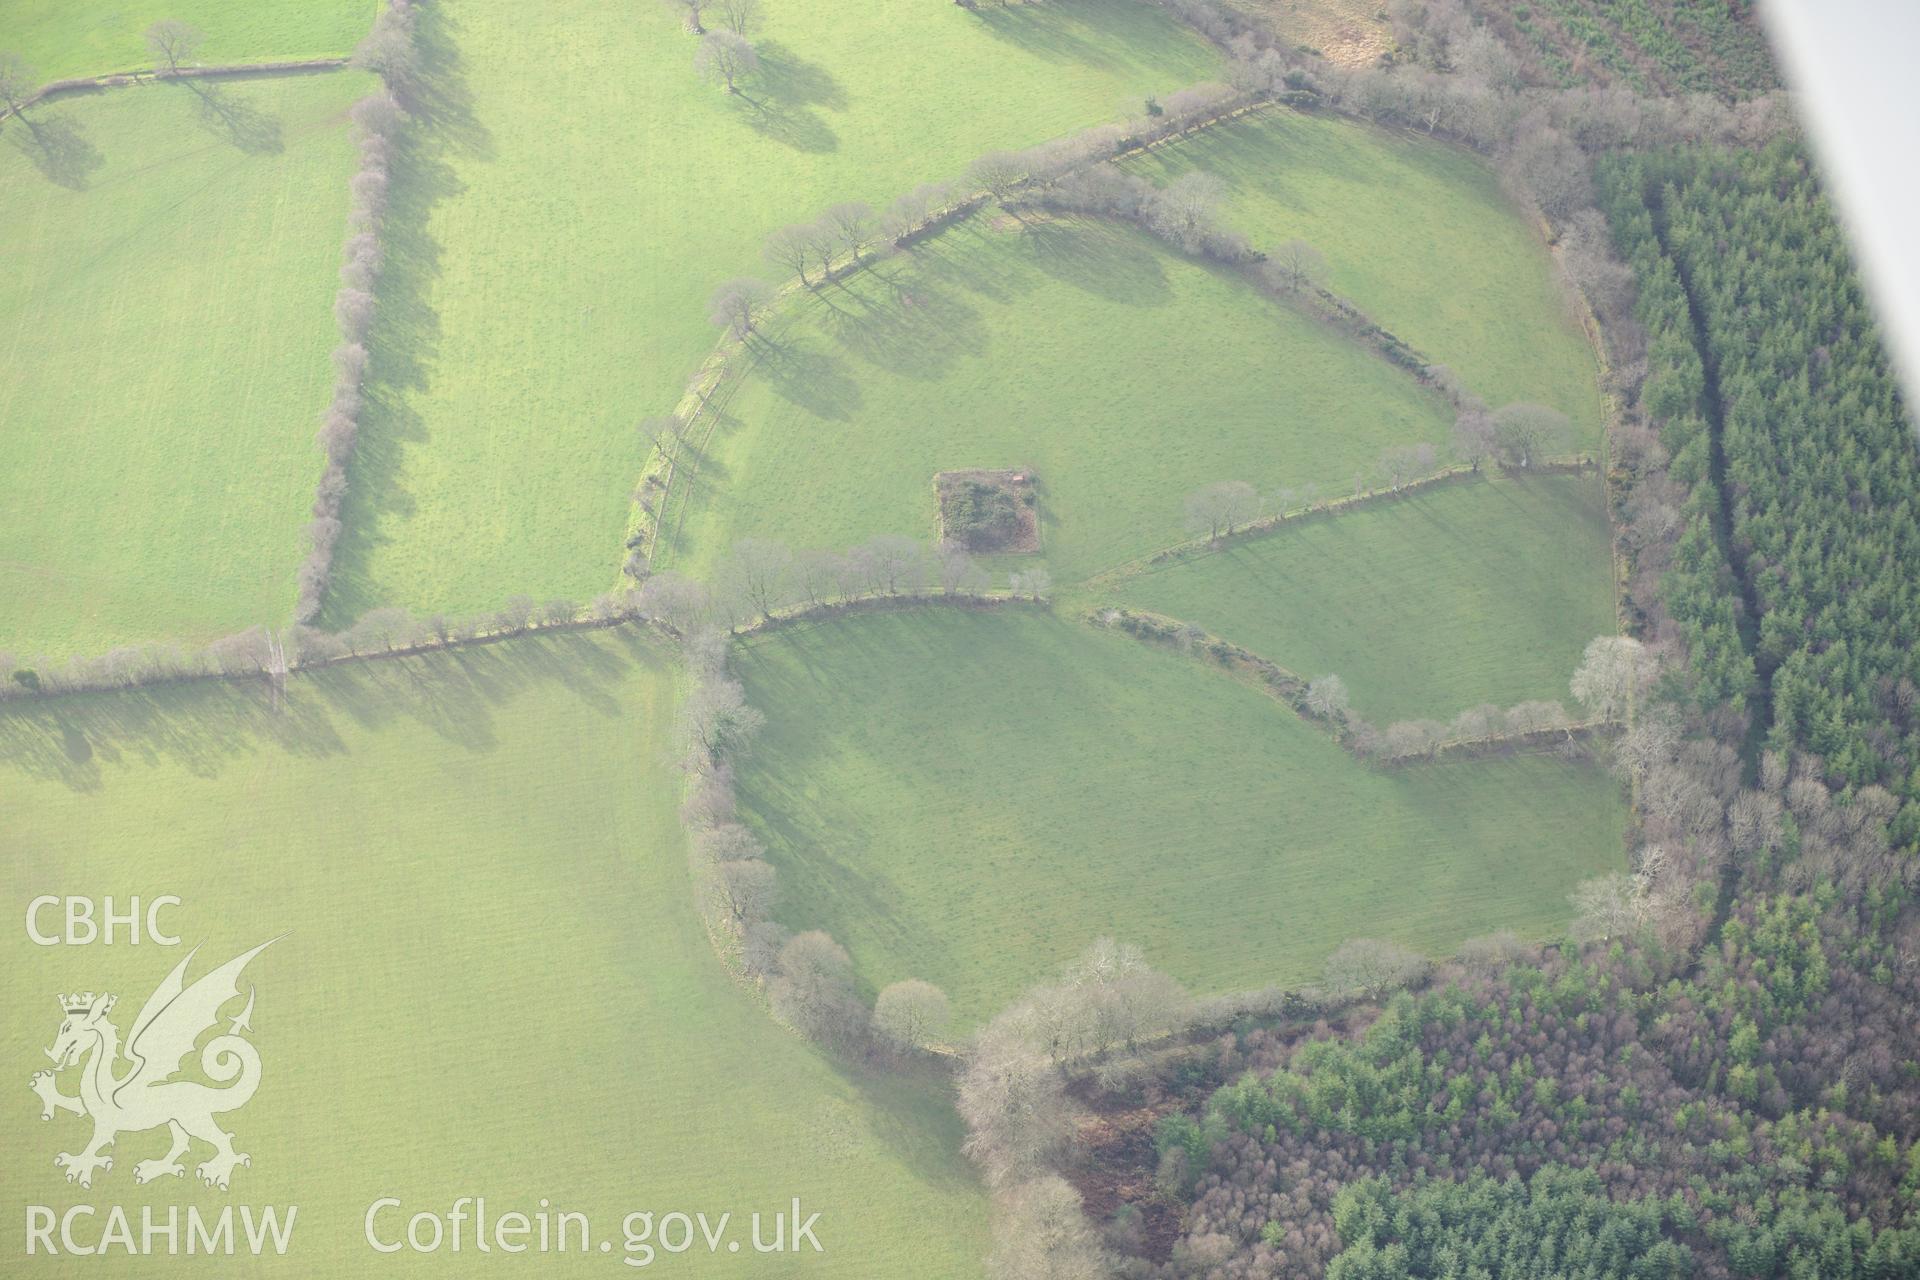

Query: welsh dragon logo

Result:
[30,939,276,1191]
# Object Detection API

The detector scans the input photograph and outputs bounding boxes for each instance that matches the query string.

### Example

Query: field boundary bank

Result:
[727,589,1038,640]
[0,608,655,709]
[633,90,1279,576]
[1085,605,1612,766]
[1006,197,1453,402]
[638,92,1586,582]
[1077,457,1599,591]
[0,588,1041,709]
[0,59,352,122]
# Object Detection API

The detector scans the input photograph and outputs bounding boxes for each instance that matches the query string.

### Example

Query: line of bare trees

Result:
[1301,634,1651,764]
[297,88,404,623]
[0,532,1038,704]
[1093,608,1630,768]
[667,0,764,93]
[675,624,955,1059]
[634,534,1048,639]
[1018,156,1475,403]
[762,187,959,290]
[1,583,661,702]
[633,81,1259,583]
[1139,0,1790,234]
[955,928,1463,1278]
[1173,412,1580,555]
[293,0,418,624]
[958,939,1195,1279]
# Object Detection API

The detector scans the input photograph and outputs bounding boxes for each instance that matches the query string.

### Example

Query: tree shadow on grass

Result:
[175,79,283,154]
[730,42,841,154]
[6,111,105,189]
[750,330,866,421]
[909,221,1050,307]
[320,1,493,628]
[815,257,991,383]
[1019,217,1171,307]
[965,0,1162,72]
[0,629,664,794]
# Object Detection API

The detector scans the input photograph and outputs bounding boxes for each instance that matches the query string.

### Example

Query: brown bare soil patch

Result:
[1227,0,1391,69]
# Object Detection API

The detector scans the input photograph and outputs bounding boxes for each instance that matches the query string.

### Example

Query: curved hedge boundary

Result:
[0,58,349,125]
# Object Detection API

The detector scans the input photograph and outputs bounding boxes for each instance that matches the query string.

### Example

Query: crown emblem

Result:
[61,992,114,1016]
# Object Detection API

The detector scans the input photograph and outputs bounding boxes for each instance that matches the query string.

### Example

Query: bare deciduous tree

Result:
[1612,706,1680,781]
[1267,238,1328,293]
[707,276,773,338]
[638,571,711,634]
[882,181,951,242]
[638,413,685,462]
[1449,703,1504,742]
[1383,718,1447,759]
[1503,124,1592,222]
[711,0,761,35]
[871,980,951,1054]
[1492,401,1573,468]
[1569,872,1649,942]
[1377,442,1438,490]
[719,538,794,621]
[1506,699,1571,734]
[351,0,418,86]
[769,931,865,1047]
[665,0,708,33]
[1184,480,1259,541]
[1145,170,1226,251]
[1452,409,1497,470]
[936,541,987,595]
[986,1176,1109,1280]
[796,548,846,607]
[1571,634,1655,723]
[348,605,419,654]
[1008,567,1051,599]
[704,857,777,929]
[145,20,204,75]
[1306,674,1351,723]
[864,534,926,595]
[762,224,815,286]
[823,200,876,267]
[0,52,37,119]
[681,675,765,761]
[958,1035,1071,1189]
[1321,938,1429,1001]
[694,30,757,92]
[800,218,840,281]
[1457,930,1527,973]
[971,151,1026,202]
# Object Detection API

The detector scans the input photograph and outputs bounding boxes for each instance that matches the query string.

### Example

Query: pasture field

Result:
[0,0,373,83]
[1106,472,1618,722]
[732,608,1627,1025]
[1127,108,1606,428]
[0,72,371,658]
[0,628,987,1275]
[662,216,1454,584]
[323,0,1219,626]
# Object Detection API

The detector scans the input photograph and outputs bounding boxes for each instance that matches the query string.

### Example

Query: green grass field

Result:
[732,608,1626,1024]
[1128,109,1605,428]
[663,215,1454,584]
[0,72,371,658]
[1106,472,1618,722]
[0,1,373,82]
[322,0,1219,626]
[0,628,987,1275]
